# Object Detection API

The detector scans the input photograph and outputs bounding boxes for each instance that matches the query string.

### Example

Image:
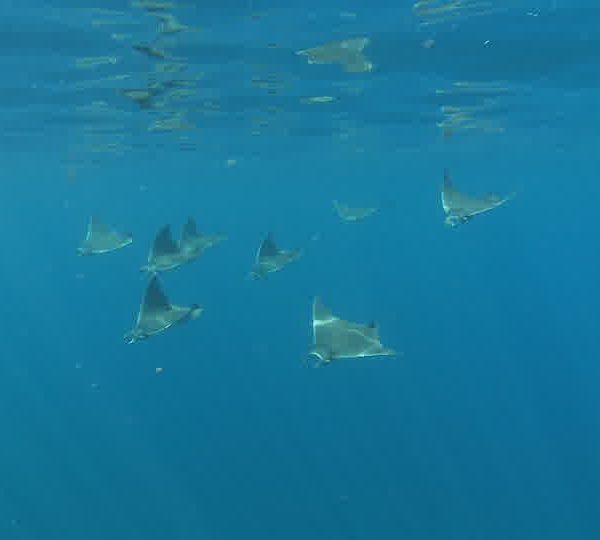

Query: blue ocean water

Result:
[1,1,600,539]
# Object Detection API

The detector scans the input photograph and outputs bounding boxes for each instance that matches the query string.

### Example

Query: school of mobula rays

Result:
[77,170,514,363]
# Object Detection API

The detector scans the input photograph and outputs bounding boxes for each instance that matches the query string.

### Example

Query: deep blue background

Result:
[1,2,600,539]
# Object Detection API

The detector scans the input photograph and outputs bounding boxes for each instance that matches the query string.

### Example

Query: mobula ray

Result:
[442,168,514,227]
[77,216,132,256]
[124,275,202,343]
[310,297,395,365]
[249,233,302,279]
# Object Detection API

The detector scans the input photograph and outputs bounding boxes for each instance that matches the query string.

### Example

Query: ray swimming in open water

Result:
[178,217,226,258]
[333,200,378,223]
[142,224,188,273]
[249,233,302,279]
[441,168,515,227]
[124,275,202,343]
[142,219,225,273]
[77,216,132,256]
[310,297,396,365]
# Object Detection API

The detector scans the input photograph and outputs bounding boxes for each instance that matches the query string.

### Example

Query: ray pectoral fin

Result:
[501,191,517,205]
[89,216,108,235]
[259,233,280,258]
[364,322,381,341]
[181,217,198,241]
[313,297,335,323]
[144,275,171,312]
[153,224,179,255]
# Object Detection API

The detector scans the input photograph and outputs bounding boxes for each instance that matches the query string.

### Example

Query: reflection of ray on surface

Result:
[413,0,499,25]
[297,37,373,73]
[75,56,118,69]
[131,0,176,13]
